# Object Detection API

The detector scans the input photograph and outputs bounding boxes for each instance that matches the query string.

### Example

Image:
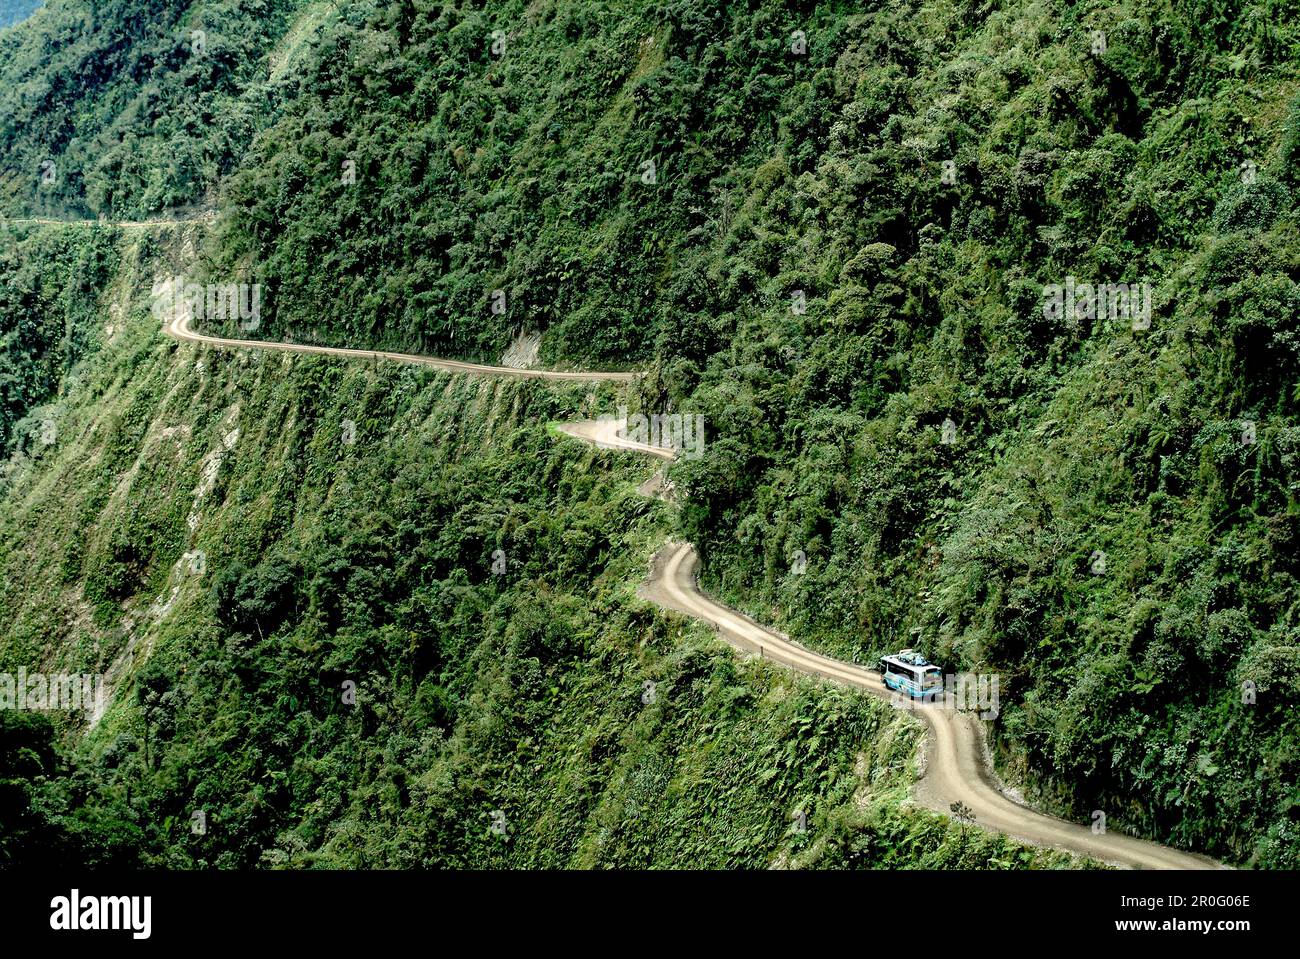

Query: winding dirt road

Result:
[160,312,1221,868]
[12,158,1229,871]
[163,310,636,381]
[557,419,1224,870]
[3,211,217,229]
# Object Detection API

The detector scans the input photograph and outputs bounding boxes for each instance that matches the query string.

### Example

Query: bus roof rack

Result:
[890,649,930,667]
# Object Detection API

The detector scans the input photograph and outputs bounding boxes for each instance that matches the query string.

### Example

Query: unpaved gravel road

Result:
[3,211,217,229]
[558,419,1225,870]
[163,311,1223,869]
[164,310,636,381]
[27,210,1229,868]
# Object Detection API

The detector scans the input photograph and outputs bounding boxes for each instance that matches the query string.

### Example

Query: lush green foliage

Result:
[0,226,117,451]
[0,710,140,867]
[0,0,307,219]
[5,0,1300,867]
[0,233,1073,867]
[647,1,1300,865]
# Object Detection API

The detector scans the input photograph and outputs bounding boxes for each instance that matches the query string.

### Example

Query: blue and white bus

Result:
[878,649,943,699]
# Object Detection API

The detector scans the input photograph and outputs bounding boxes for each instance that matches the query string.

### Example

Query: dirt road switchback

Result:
[161,313,1223,870]
[559,417,1225,870]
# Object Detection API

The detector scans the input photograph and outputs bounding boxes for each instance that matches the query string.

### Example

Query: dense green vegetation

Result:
[0,0,307,219]
[0,229,1075,868]
[3,0,1300,867]
[0,225,117,451]
[655,4,1300,866]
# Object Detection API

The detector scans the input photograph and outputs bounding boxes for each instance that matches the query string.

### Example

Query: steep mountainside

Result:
[3,0,1300,867]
